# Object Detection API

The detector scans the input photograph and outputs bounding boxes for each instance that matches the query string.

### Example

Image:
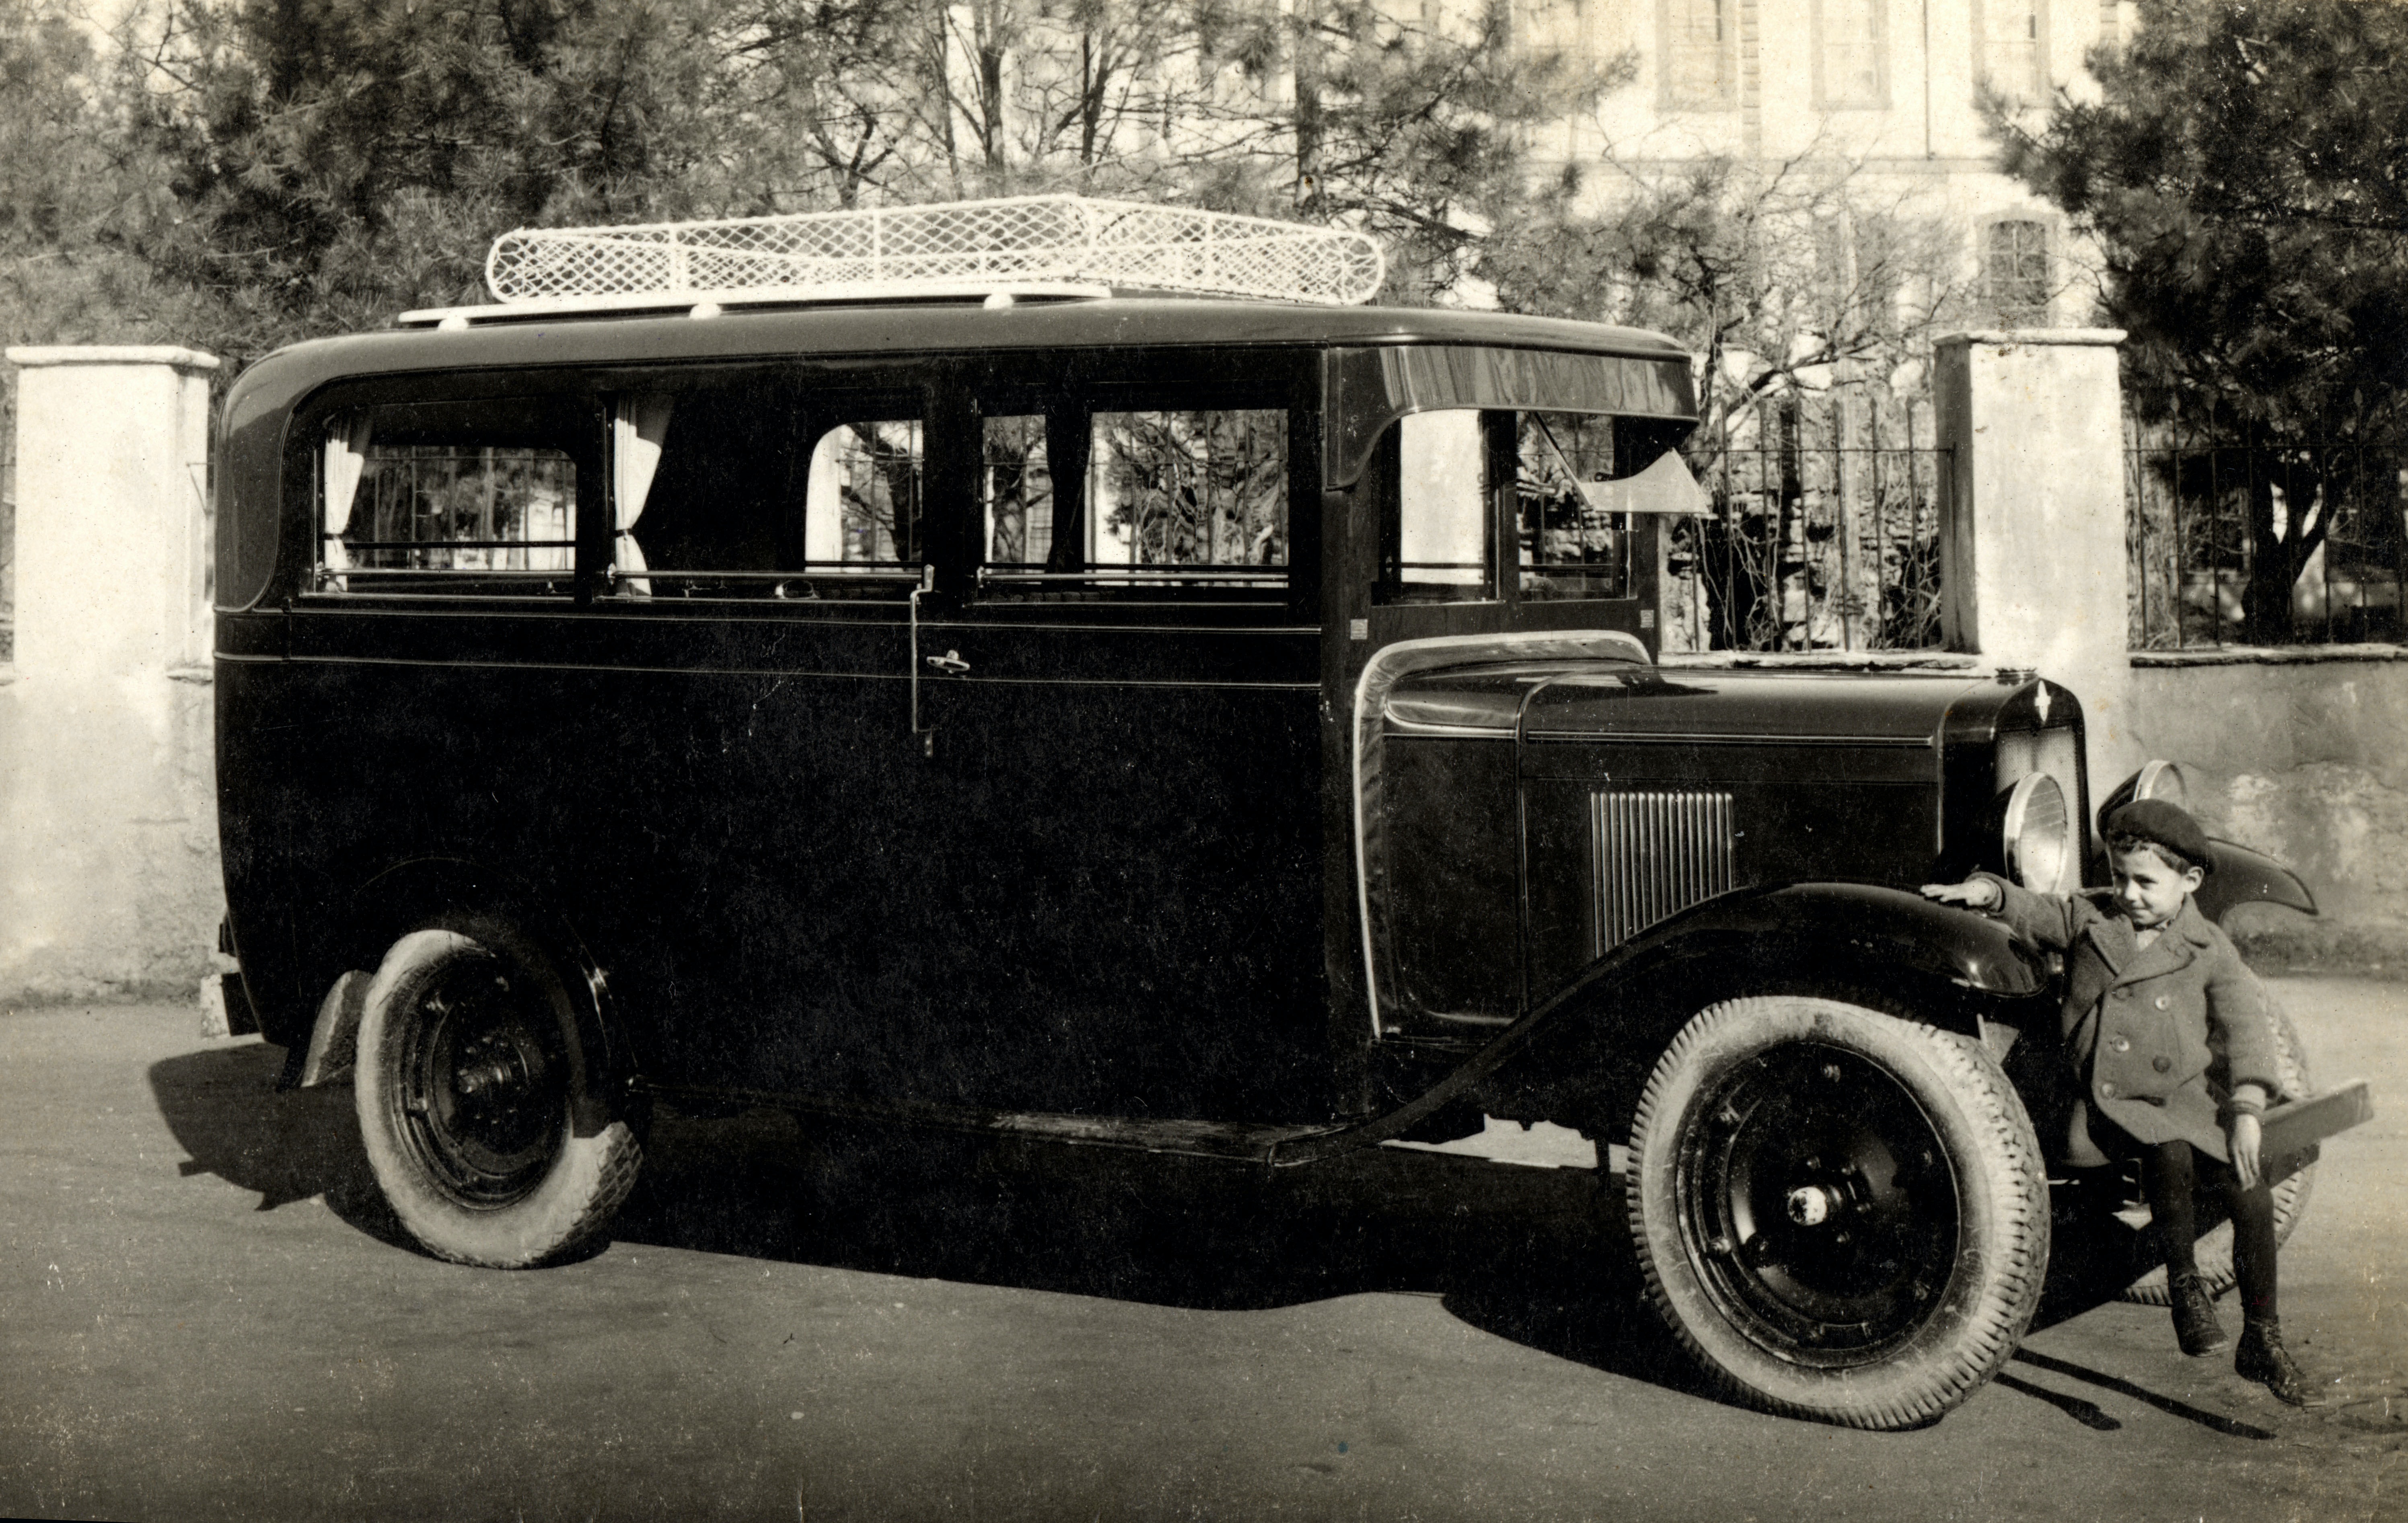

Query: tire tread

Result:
[1627,997,2048,1430]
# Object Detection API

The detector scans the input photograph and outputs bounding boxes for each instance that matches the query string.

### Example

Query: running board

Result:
[637,1081,1353,1163]
[987,1112,1350,1162]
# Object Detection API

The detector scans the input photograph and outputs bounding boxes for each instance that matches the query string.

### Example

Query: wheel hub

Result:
[1679,1041,1962,1365]
[394,960,570,1206]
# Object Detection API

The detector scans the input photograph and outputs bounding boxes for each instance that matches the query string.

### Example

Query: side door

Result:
[907,348,1333,1120]
[1341,404,1672,1040]
[583,362,940,1096]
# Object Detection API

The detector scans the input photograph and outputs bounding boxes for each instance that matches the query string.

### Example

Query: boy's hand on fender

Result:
[1922,879,2001,911]
[2230,1113,2264,1188]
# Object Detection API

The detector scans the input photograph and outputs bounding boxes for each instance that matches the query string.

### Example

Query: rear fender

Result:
[280,858,626,1114]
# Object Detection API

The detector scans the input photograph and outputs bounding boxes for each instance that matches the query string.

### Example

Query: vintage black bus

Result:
[212,198,2352,1431]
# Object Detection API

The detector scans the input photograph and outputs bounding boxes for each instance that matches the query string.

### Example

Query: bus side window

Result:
[981,413,1059,569]
[974,399,1290,601]
[800,418,925,595]
[1089,409,1286,579]
[1516,410,1631,602]
[319,397,584,596]
[1375,409,1494,605]
[611,390,779,595]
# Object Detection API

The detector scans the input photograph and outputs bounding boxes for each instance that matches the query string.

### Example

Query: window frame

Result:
[1370,409,1503,609]
[1980,216,2054,326]
[953,348,1322,621]
[1365,405,1667,620]
[1970,0,2049,104]
[294,373,608,605]
[1657,0,1740,111]
[1810,0,1890,111]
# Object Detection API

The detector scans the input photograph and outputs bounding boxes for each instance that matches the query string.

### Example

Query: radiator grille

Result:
[1591,789,1737,954]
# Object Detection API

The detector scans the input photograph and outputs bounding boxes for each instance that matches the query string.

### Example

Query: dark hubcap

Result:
[1678,1042,1961,1365]
[393,954,569,1206]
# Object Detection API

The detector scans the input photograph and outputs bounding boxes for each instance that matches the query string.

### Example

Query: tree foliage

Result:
[1479,151,1976,656]
[16,0,1620,360]
[1995,0,2408,638]
[1484,151,1970,441]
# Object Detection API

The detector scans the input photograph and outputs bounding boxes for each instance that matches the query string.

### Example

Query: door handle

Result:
[923,649,971,676]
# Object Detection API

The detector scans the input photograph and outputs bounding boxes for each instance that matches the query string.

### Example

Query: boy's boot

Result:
[2169,1271,2228,1357]
[2235,1317,2309,1406]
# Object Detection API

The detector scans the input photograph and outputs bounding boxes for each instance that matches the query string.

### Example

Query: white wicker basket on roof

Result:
[484,194,1386,307]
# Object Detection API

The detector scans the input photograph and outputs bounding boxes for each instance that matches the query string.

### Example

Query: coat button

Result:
[2100,1081,2118,1097]
[2154,995,2170,1009]
[2113,988,2132,1000]
[2154,1055,2173,1073]
[2110,1036,2131,1052]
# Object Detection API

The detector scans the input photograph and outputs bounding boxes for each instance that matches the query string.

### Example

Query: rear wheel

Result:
[354,921,643,1268]
[1629,997,2048,1429]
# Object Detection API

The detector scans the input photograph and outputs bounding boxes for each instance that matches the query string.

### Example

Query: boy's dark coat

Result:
[1983,876,2281,1160]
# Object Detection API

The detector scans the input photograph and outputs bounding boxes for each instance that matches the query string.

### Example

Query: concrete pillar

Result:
[1,346,223,1003]
[1934,329,2140,779]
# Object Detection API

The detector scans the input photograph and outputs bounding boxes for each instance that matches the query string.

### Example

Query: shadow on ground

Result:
[148,1040,2200,1430]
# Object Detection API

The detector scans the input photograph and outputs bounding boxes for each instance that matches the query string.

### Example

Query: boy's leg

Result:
[2141,1141,2200,1277]
[2142,1140,2227,1355]
[2216,1155,2307,1404]
[2228,1172,2278,1323]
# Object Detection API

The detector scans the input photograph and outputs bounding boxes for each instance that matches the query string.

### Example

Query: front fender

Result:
[2196,838,2318,923]
[1604,880,2053,1004]
[1293,882,2055,1163]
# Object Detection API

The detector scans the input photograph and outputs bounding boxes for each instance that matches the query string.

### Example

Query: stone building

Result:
[1490,0,2125,329]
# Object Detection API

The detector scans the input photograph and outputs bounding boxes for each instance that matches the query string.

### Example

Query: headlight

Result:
[2000,773,2073,893]
[2097,759,2187,831]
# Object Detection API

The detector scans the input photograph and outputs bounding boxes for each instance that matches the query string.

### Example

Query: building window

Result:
[1974,0,2048,101]
[1659,0,1737,109]
[1814,0,1888,109]
[1984,219,2051,325]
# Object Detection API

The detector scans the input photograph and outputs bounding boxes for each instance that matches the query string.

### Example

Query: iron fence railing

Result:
[2126,408,2408,649]
[1666,388,1949,654]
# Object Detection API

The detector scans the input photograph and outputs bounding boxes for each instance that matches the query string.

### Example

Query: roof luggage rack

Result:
[453,194,1385,314]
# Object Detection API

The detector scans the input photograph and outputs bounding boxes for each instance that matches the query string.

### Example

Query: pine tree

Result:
[1995,0,2408,639]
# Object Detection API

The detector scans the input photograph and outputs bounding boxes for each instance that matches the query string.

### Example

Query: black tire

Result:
[1629,997,2049,1430]
[2120,977,2316,1305]
[354,921,643,1268]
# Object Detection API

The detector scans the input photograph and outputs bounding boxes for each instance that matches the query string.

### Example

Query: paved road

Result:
[4,978,2404,1522]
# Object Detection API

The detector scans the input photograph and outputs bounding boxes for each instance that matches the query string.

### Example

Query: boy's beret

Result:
[2104,798,2214,875]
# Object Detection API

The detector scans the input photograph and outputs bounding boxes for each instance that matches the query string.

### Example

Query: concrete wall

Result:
[1935,329,2134,763]
[2126,654,2408,966]
[0,347,224,1005]
[1935,331,2408,969]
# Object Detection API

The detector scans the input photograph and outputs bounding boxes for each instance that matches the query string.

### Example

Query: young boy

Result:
[1924,798,2307,1404]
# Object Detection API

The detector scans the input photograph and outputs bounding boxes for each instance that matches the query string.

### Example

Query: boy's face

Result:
[2111,845,2204,929]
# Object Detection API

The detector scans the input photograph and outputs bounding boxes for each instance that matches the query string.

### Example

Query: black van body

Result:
[212,288,2341,1431]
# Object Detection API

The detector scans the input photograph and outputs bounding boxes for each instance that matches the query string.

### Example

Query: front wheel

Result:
[354,921,643,1268]
[1628,997,2049,1429]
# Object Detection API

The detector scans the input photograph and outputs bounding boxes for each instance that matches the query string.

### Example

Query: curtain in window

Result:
[613,395,676,595]
[321,413,375,573]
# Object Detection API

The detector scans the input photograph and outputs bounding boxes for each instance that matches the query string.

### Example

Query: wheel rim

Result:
[1676,1040,1962,1367]
[387,950,569,1207]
